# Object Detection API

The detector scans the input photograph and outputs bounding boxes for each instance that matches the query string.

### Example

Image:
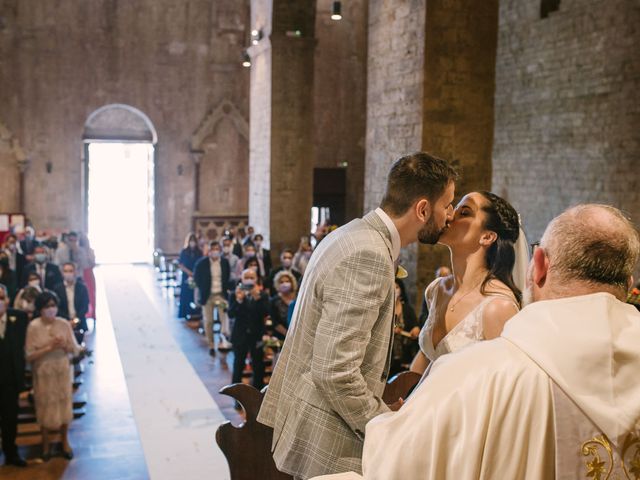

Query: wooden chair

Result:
[216,371,422,480]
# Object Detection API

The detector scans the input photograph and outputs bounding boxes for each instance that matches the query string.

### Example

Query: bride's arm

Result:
[409,350,430,375]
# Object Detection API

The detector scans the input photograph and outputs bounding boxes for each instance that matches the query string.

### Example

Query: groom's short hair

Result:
[380,152,458,217]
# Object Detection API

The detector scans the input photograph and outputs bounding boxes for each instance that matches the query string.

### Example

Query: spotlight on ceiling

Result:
[251,28,263,45]
[331,1,342,21]
[242,52,251,68]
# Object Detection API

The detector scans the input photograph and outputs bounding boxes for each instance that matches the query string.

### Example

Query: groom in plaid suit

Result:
[257,152,458,479]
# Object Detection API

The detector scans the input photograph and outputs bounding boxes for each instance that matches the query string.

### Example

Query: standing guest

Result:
[242,226,255,246]
[258,152,457,479]
[177,233,203,319]
[25,291,81,461]
[226,227,244,259]
[19,226,40,262]
[221,237,241,284]
[78,233,96,320]
[228,268,269,391]
[235,243,260,280]
[291,237,313,276]
[269,271,298,341]
[0,285,29,467]
[22,246,62,290]
[267,249,302,292]
[389,279,419,376]
[193,242,231,356]
[252,234,272,278]
[319,204,640,480]
[53,263,90,334]
[54,231,86,269]
[2,234,26,284]
[13,285,40,320]
[0,253,18,305]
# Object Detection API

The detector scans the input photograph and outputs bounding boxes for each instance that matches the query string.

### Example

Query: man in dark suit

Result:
[22,245,62,290]
[252,234,272,278]
[18,226,40,263]
[54,262,90,333]
[0,284,28,467]
[193,242,232,356]
[3,234,26,284]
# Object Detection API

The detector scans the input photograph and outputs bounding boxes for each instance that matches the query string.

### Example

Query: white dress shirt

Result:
[210,259,223,294]
[65,282,76,319]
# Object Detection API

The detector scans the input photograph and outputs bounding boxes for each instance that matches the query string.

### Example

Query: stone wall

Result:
[313,0,368,222]
[0,0,250,253]
[492,0,640,253]
[365,0,426,304]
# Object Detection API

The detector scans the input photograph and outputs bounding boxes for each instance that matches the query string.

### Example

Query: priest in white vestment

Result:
[313,204,640,480]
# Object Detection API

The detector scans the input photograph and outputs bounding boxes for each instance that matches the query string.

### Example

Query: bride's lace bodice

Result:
[419,278,518,362]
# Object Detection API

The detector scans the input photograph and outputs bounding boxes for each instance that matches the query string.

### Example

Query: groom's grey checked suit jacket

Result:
[257,210,397,479]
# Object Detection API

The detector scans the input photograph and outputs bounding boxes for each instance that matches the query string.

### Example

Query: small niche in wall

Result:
[540,0,561,19]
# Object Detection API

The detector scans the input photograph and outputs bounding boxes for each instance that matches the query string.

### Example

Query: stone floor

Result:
[2,265,244,479]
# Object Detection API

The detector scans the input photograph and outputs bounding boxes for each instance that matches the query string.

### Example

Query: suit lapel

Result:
[363,211,394,262]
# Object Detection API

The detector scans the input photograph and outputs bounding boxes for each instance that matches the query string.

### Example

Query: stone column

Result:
[416,0,500,298]
[249,0,316,253]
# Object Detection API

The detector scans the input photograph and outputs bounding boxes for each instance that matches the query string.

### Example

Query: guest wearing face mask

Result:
[22,246,62,290]
[269,271,298,342]
[266,248,302,292]
[0,253,18,305]
[25,291,81,461]
[193,242,232,356]
[19,226,40,263]
[252,234,272,278]
[221,237,240,283]
[228,269,269,393]
[53,263,90,336]
[292,237,313,276]
[0,284,29,467]
[2,234,26,284]
[234,244,263,280]
[177,233,203,319]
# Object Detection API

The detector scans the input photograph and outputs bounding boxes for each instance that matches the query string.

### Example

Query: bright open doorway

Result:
[87,142,155,264]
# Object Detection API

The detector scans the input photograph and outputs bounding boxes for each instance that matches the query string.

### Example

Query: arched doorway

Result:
[83,104,157,264]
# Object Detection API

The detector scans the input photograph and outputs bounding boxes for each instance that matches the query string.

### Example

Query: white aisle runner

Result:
[97,265,230,480]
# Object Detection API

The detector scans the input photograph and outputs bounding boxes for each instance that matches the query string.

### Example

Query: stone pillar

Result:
[249,0,316,253]
[416,0,500,301]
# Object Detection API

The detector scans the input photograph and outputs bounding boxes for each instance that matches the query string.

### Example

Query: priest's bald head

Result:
[524,204,639,305]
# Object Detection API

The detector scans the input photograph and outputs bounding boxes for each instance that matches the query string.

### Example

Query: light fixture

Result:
[242,51,251,68]
[251,28,263,45]
[331,1,342,21]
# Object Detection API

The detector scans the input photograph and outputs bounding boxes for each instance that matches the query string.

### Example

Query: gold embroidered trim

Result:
[581,432,640,480]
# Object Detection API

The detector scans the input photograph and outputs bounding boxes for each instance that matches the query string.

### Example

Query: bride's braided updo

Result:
[478,191,522,304]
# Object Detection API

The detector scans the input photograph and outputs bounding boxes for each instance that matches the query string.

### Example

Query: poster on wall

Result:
[0,214,9,232]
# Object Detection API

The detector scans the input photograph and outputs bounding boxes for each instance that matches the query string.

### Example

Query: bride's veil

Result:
[512,214,530,294]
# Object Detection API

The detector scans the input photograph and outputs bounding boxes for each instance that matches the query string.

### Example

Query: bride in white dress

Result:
[411,191,528,375]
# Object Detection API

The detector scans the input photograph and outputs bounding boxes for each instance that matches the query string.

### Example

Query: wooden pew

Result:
[216,371,422,480]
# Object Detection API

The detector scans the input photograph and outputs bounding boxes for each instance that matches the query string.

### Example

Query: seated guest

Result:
[177,233,203,319]
[252,234,272,278]
[0,284,29,467]
[389,279,419,376]
[22,246,62,290]
[315,204,640,479]
[267,248,302,292]
[221,236,240,283]
[2,234,26,284]
[26,291,81,461]
[228,268,269,392]
[269,271,298,341]
[193,242,232,356]
[53,263,90,333]
[13,285,40,320]
[0,253,18,305]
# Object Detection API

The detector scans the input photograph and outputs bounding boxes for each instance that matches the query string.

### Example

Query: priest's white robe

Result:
[312,293,640,479]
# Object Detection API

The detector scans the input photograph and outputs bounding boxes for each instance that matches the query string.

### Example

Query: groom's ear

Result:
[532,247,549,287]
[415,198,431,222]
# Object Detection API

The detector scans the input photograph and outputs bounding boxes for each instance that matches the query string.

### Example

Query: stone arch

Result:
[190,100,249,150]
[83,104,158,143]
